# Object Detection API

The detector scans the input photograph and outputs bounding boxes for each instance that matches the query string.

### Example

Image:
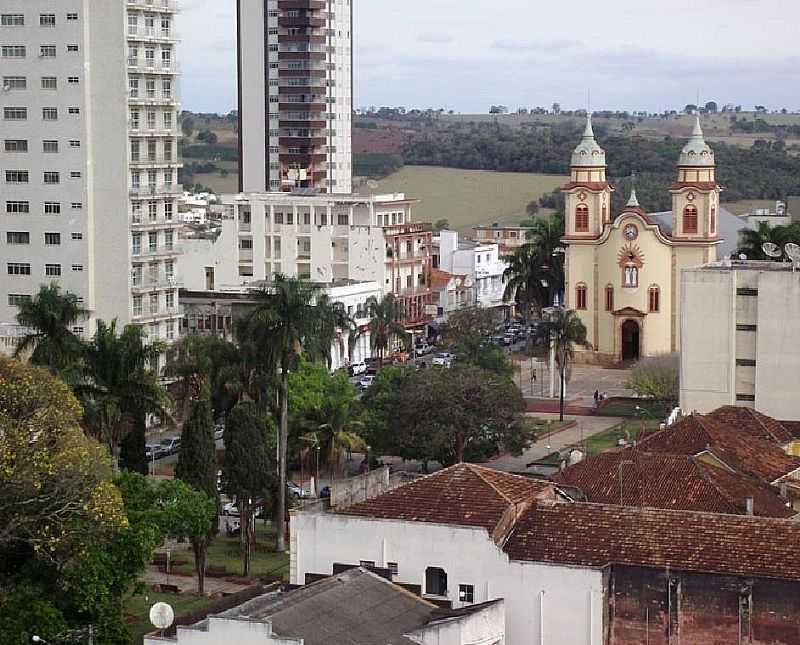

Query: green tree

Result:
[14,283,87,376]
[625,354,679,404]
[175,399,219,592]
[181,114,195,138]
[525,200,540,217]
[222,402,276,576]
[737,221,800,260]
[363,293,409,366]
[538,309,589,421]
[433,218,450,232]
[236,276,338,551]
[441,306,509,374]
[119,413,148,474]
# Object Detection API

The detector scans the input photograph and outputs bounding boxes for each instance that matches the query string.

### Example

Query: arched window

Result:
[710,206,716,235]
[576,283,588,310]
[648,285,660,312]
[575,204,589,232]
[683,205,698,234]
[605,285,614,311]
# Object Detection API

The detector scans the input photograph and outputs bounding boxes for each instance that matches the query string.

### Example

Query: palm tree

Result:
[237,275,337,551]
[76,320,170,470]
[539,309,589,422]
[737,222,800,260]
[363,294,409,366]
[14,283,87,376]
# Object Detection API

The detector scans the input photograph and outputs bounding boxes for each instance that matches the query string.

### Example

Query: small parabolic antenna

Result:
[366,179,379,190]
[149,602,175,631]
[762,242,782,259]
[785,243,800,272]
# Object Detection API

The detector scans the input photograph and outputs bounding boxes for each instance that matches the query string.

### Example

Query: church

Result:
[562,116,721,362]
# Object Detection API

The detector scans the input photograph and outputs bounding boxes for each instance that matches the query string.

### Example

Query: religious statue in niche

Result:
[617,242,644,289]
[623,265,638,288]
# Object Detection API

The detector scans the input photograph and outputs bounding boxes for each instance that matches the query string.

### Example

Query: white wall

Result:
[290,512,604,645]
[237,1,267,193]
[145,618,299,645]
[408,600,505,645]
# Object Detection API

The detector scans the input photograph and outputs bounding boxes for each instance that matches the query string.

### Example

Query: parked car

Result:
[214,425,225,441]
[222,501,264,518]
[432,356,452,368]
[358,375,376,390]
[287,481,309,500]
[145,444,164,460]
[438,351,456,361]
[319,485,331,499]
[503,334,516,346]
[415,341,432,355]
[349,360,367,376]
[159,437,181,455]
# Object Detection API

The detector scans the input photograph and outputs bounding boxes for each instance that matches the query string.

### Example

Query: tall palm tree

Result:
[14,283,87,376]
[538,309,589,422]
[363,294,409,366]
[237,275,337,551]
[76,320,170,469]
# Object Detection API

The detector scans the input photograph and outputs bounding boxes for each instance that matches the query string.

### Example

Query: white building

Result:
[680,261,800,420]
[1,2,131,337]
[127,0,183,349]
[438,231,507,312]
[237,0,352,194]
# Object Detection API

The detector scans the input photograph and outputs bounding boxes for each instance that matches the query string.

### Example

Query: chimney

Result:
[745,497,754,516]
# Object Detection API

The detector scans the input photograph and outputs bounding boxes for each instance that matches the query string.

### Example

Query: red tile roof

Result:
[505,501,800,581]
[338,464,553,543]
[781,421,800,440]
[553,450,794,518]
[637,414,800,483]
[707,406,795,445]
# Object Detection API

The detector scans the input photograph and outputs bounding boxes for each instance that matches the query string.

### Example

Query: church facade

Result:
[562,117,721,362]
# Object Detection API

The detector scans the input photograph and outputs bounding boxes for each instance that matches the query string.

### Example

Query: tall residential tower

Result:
[1,2,130,343]
[237,0,353,194]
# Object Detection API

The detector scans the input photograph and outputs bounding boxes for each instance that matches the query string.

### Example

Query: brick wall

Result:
[608,565,800,644]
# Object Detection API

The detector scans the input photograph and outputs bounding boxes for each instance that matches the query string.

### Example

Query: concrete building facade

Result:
[680,261,800,420]
[126,0,183,347]
[237,0,352,194]
[1,1,131,341]
[438,230,507,312]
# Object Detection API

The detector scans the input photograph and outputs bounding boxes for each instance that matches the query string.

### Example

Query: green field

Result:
[365,166,566,234]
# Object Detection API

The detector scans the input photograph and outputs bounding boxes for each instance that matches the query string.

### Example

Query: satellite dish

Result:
[738,254,747,261]
[762,242,782,259]
[785,243,800,272]
[149,602,175,631]
[366,179,379,189]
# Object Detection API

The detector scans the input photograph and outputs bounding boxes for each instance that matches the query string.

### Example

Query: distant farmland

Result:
[363,166,567,234]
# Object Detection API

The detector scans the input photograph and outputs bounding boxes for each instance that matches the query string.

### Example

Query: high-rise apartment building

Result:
[126,0,183,346]
[0,2,130,343]
[237,0,353,194]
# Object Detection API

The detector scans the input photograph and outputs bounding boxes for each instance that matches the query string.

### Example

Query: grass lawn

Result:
[597,398,673,419]
[126,591,211,644]
[367,165,566,234]
[579,420,662,455]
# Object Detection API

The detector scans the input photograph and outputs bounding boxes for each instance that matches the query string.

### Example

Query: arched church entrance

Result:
[621,320,640,361]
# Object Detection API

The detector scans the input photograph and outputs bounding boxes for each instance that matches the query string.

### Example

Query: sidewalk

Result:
[141,565,253,595]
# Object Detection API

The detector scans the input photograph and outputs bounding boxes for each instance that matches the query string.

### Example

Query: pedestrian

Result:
[593,389,599,406]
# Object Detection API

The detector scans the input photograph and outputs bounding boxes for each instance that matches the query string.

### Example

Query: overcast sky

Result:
[179,0,800,114]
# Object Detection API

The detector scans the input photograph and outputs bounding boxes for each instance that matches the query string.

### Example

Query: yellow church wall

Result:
[565,244,597,347]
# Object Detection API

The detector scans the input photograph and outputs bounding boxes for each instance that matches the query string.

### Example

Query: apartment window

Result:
[130,110,140,129]
[40,45,56,57]
[71,264,83,272]
[8,263,31,275]
[4,107,27,120]
[43,172,60,184]
[45,263,61,276]
[42,140,58,153]
[736,288,758,297]
[6,232,30,244]
[736,324,757,332]
[164,202,173,221]
[1,15,25,26]
[8,294,31,306]
[425,567,448,597]
[162,79,172,98]
[4,139,28,152]
[147,111,156,129]
[458,584,474,604]
[648,285,660,312]
[161,49,171,69]
[2,76,26,89]
[683,205,698,234]
[6,201,29,213]
[387,562,399,576]
[71,202,82,209]
[165,231,174,249]
[132,233,142,255]
[40,14,56,27]
[67,76,79,84]
[145,48,155,66]
[69,139,80,148]
[147,139,156,161]
[70,171,81,179]
[166,291,175,309]
[42,107,58,120]
[72,326,84,335]
[129,78,139,97]
[145,78,155,98]
[68,107,80,115]
[736,394,756,402]
[1,45,26,57]
[44,202,61,214]
[130,139,140,161]
[71,232,82,240]
[149,292,159,313]
[164,170,173,185]
[576,283,588,310]
[44,232,61,245]
[66,44,79,53]
[166,320,175,340]
[163,111,173,129]
[5,170,28,183]
[239,238,253,250]
[605,285,614,311]
[133,295,143,317]
[163,141,173,161]
[41,76,57,89]
[149,231,158,251]
[147,201,158,221]
[67,13,78,21]
[736,358,757,367]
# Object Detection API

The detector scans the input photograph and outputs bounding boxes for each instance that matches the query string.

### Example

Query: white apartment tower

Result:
[237,0,353,194]
[1,2,130,340]
[126,0,182,346]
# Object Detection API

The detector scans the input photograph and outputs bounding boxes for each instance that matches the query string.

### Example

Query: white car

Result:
[432,355,452,368]
[358,375,375,389]
[349,360,367,376]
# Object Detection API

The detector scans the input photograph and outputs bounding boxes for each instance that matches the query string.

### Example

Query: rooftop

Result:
[339,463,554,543]
[554,450,794,518]
[506,501,800,581]
[692,259,800,272]
[707,405,795,445]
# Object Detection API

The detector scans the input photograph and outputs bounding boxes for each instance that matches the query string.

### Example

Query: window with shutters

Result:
[576,283,588,310]
[575,204,589,232]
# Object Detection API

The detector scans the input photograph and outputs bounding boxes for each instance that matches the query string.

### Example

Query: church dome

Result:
[571,115,606,167]
[678,116,715,167]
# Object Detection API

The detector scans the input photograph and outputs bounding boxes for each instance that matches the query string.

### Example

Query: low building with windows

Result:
[438,231,508,313]
[562,116,746,363]
[473,222,530,253]
[680,261,800,420]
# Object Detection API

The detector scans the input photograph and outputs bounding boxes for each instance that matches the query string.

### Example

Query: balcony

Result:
[132,245,183,260]
[130,184,182,197]
[278,67,326,77]
[132,307,181,323]
[279,118,327,129]
[126,0,178,13]
[129,93,179,107]
[280,85,326,95]
[126,59,180,75]
[279,102,326,112]
[130,156,178,168]
[131,273,182,292]
[278,16,326,28]
[127,27,179,43]
[279,136,326,147]
[278,0,326,9]
[128,126,179,138]
[279,153,327,164]
[278,50,326,61]
[279,34,326,45]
